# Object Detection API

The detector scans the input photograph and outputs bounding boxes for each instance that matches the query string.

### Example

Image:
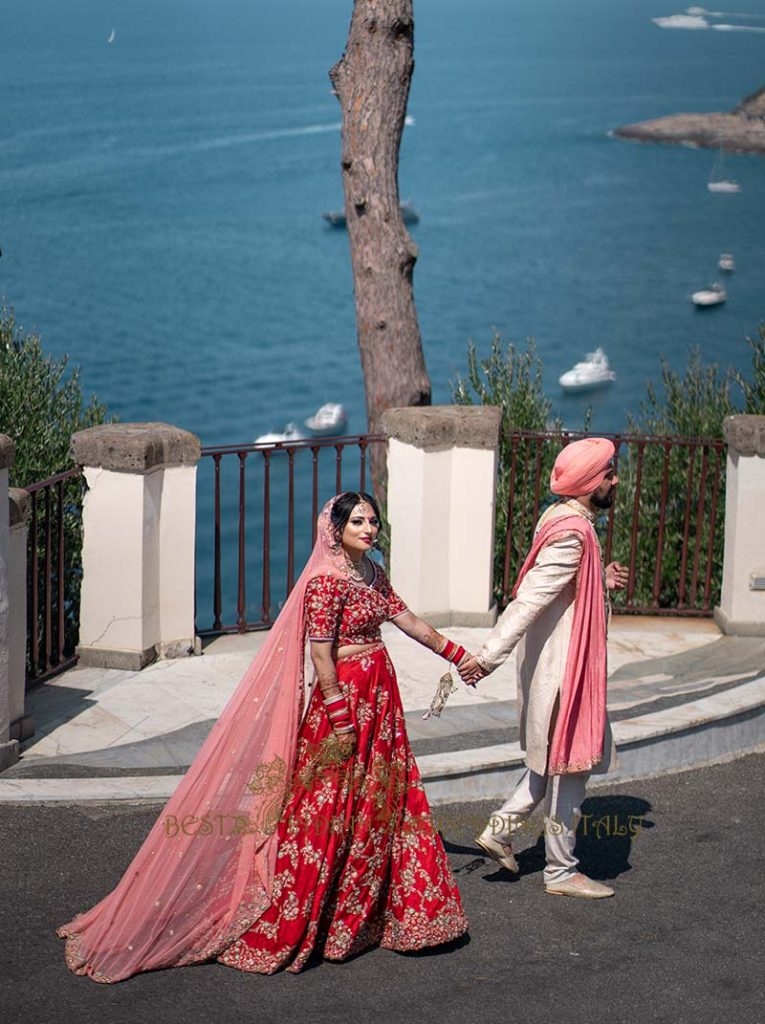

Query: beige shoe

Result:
[475,832,519,873]
[544,873,614,899]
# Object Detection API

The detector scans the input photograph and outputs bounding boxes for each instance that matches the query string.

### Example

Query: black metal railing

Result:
[499,430,726,616]
[25,467,85,685]
[196,434,387,635]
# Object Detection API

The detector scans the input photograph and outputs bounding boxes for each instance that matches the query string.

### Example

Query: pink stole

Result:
[511,514,607,775]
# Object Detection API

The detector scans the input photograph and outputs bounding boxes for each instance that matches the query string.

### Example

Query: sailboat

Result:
[107,28,116,44]
[707,148,740,194]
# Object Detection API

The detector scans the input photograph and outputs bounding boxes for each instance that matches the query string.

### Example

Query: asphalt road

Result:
[2,752,762,1024]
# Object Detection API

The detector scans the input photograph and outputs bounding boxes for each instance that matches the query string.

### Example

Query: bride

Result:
[58,492,470,981]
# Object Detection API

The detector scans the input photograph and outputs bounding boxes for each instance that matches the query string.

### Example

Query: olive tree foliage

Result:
[452,328,764,611]
[0,306,108,487]
[737,323,765,414]
[452,334,568,605]
[611,349,738,610]
[0,306,111,672]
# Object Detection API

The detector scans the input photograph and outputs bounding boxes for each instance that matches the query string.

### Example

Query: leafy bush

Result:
[610,349,735,611]
[452,334,567,605]
[736,323,765,415]
[0,306,111,676]
[0,307,108,487]
[452,330,763,612]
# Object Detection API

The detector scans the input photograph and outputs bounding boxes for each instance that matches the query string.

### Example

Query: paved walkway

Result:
[2,753,763,1024]
[3,617,764,797]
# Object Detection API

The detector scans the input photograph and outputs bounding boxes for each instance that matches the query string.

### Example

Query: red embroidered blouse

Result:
[304,564,409,645]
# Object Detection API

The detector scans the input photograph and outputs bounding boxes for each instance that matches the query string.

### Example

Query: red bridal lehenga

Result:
[57,497,467,983]
[217,568,468,973]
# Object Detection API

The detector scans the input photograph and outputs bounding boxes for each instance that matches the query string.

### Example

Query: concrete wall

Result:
[8,489,32,743]
[382,406,501,626]
[73,423,202,670]
[0,436,19,769]
[716,415,765,636]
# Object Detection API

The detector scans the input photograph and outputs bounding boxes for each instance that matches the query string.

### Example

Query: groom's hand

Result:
[606,561,629,591]
[457,654,488,686]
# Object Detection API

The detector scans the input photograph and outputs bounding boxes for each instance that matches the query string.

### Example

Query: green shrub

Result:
[610,349,736,611]
[452,331,762,612]
[736,323,765,414]
[0,306,108,487]
[0,306,111,676]
[451,334,569,605]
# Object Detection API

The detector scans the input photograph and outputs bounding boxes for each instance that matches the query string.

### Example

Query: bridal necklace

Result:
[345,551,373,585]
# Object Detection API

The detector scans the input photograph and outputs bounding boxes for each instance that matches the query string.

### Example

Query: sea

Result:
[2,0,764,624]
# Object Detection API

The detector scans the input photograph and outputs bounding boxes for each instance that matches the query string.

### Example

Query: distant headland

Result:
[614,86,765,154]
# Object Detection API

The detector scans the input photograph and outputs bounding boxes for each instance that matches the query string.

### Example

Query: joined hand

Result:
[457,654,489,686]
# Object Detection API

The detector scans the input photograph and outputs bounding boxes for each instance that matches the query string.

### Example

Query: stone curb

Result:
[0,678,762,804]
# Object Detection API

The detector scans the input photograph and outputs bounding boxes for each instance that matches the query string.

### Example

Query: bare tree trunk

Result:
[330,0,431,494]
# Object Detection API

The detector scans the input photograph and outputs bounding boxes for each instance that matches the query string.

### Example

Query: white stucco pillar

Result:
[0,434,20,770]
[72,423,202,670]
[381,406,502,627]
[715,415,765,636]
[8,488,33,744]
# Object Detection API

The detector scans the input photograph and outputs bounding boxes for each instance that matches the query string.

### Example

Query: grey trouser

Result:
[489,768,590,884]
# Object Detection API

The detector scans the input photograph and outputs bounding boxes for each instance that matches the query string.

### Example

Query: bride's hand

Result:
[336,729,357,759]
[458,655,488,686]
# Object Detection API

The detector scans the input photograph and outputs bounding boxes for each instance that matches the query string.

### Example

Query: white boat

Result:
[254,422,302,444]
[305,403,347,434]
[707,148,740,193]
[558,348,616,392]
[691,283,726,306]
[107,28,116,44]
[718,253,735,272]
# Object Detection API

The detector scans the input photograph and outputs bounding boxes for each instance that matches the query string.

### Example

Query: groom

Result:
[460,437,628,899]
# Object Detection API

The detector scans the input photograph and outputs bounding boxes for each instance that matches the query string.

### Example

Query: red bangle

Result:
[440,640,466,665]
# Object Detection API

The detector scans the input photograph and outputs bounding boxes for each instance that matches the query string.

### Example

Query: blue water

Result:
[2,0,764,625]
[2,0,764,441]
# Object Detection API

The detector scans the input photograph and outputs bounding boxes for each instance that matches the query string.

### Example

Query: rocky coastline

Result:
[614,86,765,154]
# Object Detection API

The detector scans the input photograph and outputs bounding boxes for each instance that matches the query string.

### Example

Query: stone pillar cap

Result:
[8,488,31,527]
[723,414,765,457]
[0,434,15,471]
[381,405,502,451]
[71,423,202,473]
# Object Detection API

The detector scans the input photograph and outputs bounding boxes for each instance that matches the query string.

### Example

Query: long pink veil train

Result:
[57,497,349,983]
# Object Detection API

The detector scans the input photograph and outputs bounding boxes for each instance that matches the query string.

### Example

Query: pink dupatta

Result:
[511,513,607,775]
[57,498,350,983]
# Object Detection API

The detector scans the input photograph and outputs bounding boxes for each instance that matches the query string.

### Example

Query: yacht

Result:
[718,253,735,273]
[305,403,348,435]
[558,348,616,392]
[254,422,302,444]
[691,283,726,307]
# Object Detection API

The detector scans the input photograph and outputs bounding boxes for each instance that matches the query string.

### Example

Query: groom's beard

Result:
[591,487,615,510]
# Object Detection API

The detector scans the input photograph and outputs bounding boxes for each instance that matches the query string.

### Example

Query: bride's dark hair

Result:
[330,491,381,541]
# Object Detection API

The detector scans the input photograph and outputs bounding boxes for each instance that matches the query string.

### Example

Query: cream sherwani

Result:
[478,504,616,776]
[477,503,616,885]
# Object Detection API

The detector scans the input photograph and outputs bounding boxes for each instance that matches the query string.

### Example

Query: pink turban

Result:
[550,437,615,496]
